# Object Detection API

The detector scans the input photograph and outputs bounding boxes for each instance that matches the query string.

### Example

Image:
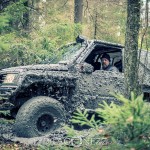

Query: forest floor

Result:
[0,112,111,150]
[0,118,39,149]
[0,118,98,150]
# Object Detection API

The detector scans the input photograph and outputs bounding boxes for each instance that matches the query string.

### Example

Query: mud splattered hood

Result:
[1,64,69,73]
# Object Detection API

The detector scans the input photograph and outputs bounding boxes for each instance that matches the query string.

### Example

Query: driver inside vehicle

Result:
[101,53,119,72]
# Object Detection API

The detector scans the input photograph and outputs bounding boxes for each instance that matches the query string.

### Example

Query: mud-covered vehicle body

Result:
[0,36,150,137]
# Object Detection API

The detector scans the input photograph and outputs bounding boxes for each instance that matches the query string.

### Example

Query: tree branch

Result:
[139,0,149,83]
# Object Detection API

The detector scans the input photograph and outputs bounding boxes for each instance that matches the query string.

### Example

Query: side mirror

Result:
[75,63,94,74]
[76,35,86,44]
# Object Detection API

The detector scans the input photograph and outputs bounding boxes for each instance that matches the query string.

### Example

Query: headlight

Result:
[3,74,18,84]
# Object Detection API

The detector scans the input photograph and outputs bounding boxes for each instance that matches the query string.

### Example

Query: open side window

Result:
[84,43,123,72]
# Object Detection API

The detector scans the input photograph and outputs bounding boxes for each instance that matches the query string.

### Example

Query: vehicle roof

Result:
[89,39,124,49]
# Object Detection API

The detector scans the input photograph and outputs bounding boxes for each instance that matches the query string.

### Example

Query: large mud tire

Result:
[14,96,65,138]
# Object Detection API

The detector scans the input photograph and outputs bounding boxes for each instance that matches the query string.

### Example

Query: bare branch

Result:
[141,0,149,83]
[139,0,149,52]
[58,0,69,11]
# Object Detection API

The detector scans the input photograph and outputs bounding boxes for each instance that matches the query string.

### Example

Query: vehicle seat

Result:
[93,62,101,71]
[114,60,122,72]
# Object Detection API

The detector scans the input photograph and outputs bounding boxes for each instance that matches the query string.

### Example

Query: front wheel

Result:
[14,96,65,138]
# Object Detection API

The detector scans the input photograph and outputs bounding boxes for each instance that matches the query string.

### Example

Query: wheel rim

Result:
[37,114,54,133]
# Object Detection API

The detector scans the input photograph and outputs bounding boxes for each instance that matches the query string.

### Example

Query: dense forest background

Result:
[0,0,149,69]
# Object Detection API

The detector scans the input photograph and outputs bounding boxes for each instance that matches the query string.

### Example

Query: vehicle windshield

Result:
[50,43,84,64]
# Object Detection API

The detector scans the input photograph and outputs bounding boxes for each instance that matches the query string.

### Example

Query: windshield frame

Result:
[49,42,87,65]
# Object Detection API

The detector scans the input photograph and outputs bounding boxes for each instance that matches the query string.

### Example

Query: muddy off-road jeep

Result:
[0,36,150,137]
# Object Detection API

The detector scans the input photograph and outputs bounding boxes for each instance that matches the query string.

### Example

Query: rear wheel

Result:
[14,96,65,138]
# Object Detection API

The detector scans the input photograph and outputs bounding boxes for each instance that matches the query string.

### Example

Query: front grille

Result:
[0,86,17,99]
[0,85,17,110]
[0,72,18,111]
[0,74,7,84]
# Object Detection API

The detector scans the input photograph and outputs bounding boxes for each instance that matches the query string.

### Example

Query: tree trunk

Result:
[124,0,141,98]
[93,8,98,39]
[74,0,83,23]
[23,1,29,29]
